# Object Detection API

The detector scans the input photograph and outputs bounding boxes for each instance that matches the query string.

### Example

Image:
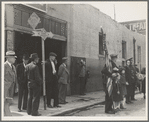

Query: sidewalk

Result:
[10,91,105,116]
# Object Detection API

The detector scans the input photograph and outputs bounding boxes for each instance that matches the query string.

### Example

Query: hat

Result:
[22,53,29,60]
[110,54,118,58]
[29,53,39,60]
[5,51,17,58]
[49,52,57,57]
[62,57,68,61]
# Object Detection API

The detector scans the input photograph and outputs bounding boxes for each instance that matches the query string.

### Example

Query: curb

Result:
[51,91,140,116]
[50,100,105,116]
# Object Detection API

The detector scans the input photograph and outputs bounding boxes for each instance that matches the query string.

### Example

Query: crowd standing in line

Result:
[4,51,146,116]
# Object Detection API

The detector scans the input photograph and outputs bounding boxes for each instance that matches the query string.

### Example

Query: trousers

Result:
[18,83,28,110]
[27,85,41,115]
[79,77,85,94]
[58,83,67,103]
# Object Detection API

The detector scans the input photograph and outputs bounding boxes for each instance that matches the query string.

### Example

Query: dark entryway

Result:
[14,31,66,70]
[70,56,86,95]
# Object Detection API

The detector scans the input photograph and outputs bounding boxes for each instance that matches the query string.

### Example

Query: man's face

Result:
[112,57,117,62]
[50,56,56,61]
[7,57,16,64]
[23,59,29,64]
[35,58,39,63]
[127,60,130,66]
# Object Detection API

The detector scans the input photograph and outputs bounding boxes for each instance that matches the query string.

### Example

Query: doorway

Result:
[14,31,66,70]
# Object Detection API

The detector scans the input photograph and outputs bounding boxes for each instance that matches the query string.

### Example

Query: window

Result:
[122,40,126,59]
[137,46,141,63]
[99,33,105,55]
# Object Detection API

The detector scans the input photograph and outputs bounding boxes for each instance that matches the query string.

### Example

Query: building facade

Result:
[5,4,146,95]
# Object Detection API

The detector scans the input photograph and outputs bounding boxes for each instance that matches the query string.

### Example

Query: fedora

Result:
[5,51,17,58]
[29,53,39,60]
[49,52,57,57]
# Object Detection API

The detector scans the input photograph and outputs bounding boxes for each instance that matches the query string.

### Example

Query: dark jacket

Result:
[79,63,86,77]
[45,59,57,82]
[16,63,27,85]
[26,62,42,87]
[125,66,133,85]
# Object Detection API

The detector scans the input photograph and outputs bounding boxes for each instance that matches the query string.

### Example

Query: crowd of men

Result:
[4,51,89,116]
[101,54,146,114]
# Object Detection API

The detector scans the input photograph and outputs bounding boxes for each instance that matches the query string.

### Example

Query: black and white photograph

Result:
[1,1,148,121]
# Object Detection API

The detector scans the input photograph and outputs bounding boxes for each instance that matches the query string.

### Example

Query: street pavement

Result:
[64,93,146,117]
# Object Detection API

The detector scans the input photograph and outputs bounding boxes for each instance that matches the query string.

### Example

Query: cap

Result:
[62,57,68,61]
[49,52,57,57]
[29,53,39,60]
[5,51,17,58]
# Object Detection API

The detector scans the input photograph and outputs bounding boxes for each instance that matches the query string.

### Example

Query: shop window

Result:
[122,40,126,59]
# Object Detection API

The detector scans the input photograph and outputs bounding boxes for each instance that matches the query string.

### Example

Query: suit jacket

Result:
[58,63,69,84]
[125,66,133,85]
[45,59,57,83]
[26,62,42,87]
[16,63,27,85]
[4,62,17,99]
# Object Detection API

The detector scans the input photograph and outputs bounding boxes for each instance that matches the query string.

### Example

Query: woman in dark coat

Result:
[141,67,146,99]
[125,60,133,104]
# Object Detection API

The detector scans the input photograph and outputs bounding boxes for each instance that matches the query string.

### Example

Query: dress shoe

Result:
[129,101,133,104]
[65,101,68,104]
[31,113,41,116]
[59,102,66,104]
[47,105,53,108]
[18,109,22,112]
[126,101,130,104]
[105,111,115,114]
[120,106,126,109]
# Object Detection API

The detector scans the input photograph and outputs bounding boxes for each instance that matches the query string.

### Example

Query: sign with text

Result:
[120,20,146,35]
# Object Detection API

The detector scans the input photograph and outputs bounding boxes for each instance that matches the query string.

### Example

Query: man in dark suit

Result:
[45,52,60,108]
[16,54,29,112]
[4,51,17,116]
[26,53,42,116]
[58,57,69,104]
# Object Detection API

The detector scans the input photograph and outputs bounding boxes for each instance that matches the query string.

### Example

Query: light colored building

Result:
[5,4,146,95]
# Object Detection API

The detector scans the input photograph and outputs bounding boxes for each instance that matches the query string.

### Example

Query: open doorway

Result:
[14,31,66,70]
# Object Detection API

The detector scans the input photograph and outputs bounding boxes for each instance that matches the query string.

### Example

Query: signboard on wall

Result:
[120,20,146,35]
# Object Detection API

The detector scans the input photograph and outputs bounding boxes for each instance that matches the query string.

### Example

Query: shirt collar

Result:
[6,60,12,68]
[63,63,66,67]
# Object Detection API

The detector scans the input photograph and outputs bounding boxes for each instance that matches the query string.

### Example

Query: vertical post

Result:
[42,38,46,110]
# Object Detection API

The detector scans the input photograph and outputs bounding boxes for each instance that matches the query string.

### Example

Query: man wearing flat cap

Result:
[4,51,17,116]
[58,57,69,104]
[16,53,29,112]
[26,53,42,116]
[45,52,60,108]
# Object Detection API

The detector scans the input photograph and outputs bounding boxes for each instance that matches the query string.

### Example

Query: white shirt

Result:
[51,61,56,74]
[23,62,26,68]
[63,63,66,67]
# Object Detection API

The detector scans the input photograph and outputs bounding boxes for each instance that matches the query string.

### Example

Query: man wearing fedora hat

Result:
[16,53,29,112]
[45,52,61,108]
[26,53,42,116]
[4,51,17,116]
[58,57,69,104]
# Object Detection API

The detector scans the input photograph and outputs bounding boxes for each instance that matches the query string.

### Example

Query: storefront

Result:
[5,4,67,68]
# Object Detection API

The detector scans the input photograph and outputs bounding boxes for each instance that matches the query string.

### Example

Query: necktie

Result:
[11,64,14,72]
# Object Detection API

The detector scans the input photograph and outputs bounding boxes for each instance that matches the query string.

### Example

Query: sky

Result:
[89,2,147,22]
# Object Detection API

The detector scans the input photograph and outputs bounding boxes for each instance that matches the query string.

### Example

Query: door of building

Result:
[70,56,86,95]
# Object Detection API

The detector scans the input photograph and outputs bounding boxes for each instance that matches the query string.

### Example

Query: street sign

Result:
[32,28,54,41]
[28,12,40,30]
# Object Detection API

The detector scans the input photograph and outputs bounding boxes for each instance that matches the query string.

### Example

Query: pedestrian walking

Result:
[16,53,29,112]
[58,57,69,104]
[45,52,60,108]
[4,51,17,116]
[26,53,42,116]
[79,59,86,95]
[119,67,128,109]
[125,59,133,104]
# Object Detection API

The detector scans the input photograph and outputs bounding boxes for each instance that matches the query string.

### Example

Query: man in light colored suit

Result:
[4,51,17,116]
[58,57,69,104]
